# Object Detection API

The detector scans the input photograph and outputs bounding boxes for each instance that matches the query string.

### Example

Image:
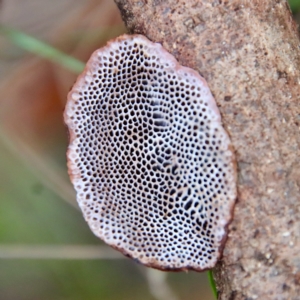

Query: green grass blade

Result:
[289,0,300,13]
[0,25,85,74]
[208,270,217,299]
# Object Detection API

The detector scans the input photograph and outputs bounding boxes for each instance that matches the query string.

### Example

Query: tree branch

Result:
[114,0,300,298]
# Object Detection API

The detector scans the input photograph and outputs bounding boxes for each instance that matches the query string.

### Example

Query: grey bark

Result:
[114,0,300,299]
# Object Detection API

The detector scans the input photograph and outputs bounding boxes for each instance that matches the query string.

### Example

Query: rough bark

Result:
[114,0,300,299]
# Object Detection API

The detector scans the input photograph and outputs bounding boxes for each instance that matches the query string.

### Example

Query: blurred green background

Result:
[0,1,299,299]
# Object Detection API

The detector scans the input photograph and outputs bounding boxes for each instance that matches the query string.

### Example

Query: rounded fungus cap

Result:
[64,34,236,271]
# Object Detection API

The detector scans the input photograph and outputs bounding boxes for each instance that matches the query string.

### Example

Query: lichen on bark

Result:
[114,0,300,299]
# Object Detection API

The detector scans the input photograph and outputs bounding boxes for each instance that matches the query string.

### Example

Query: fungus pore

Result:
[64,34,236,271]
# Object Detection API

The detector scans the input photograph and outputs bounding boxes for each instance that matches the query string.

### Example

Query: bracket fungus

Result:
[64,34,236,271]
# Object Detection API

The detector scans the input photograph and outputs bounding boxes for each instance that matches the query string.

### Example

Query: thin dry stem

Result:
[0,245,123,259]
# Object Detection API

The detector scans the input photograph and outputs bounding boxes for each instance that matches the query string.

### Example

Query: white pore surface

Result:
[65,34,236,271]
